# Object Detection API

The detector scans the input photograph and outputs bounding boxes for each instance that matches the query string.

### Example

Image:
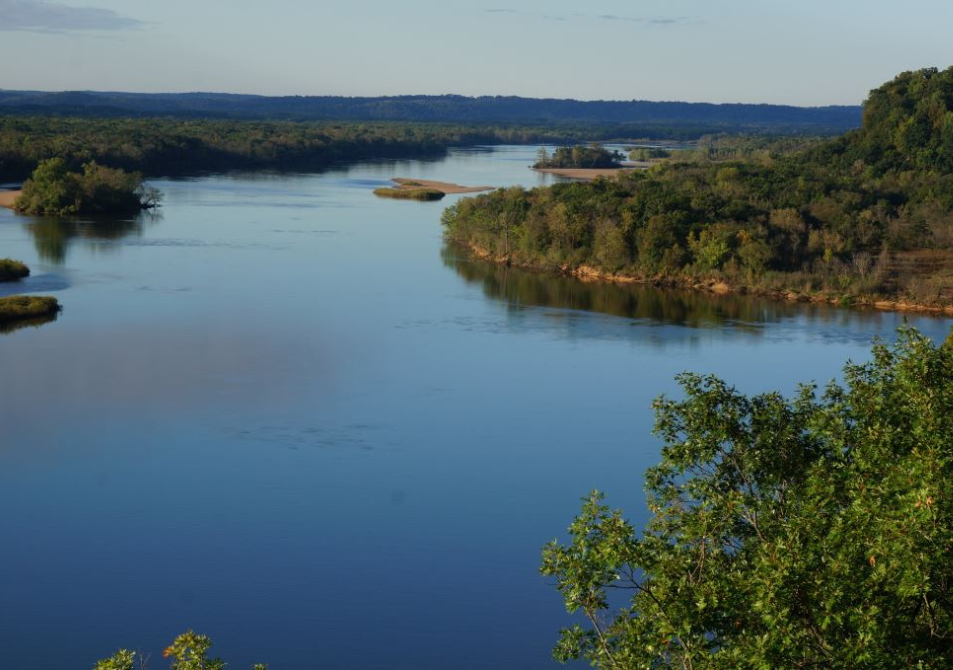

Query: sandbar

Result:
[533,168,638,181]
[0,190,21,209]
[391,178,493,194]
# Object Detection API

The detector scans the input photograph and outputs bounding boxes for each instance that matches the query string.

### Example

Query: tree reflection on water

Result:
[24,211,159,264]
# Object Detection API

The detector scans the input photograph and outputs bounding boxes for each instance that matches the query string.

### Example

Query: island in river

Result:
[373,178,494,201]
[390,178,493,194]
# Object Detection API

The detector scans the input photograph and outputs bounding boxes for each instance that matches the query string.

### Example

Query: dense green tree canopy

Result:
[542,326,953,668]
[443,68,953,307]
[535,144,626,169]
[0,89,861,134]
[14,158,155,215]
[0,116,703,183]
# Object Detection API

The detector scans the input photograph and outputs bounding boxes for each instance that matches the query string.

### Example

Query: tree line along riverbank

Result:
[442,68,953,311]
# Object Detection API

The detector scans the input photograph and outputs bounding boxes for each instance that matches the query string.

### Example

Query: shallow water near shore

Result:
[0,145,951,669]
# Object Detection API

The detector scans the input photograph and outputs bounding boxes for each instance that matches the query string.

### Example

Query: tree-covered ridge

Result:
[534,144,625,169]
[542,327,953,668]
[441,68,953,308]
[15,158,159,215]
[0,116,705,183]
[0,90,862,135]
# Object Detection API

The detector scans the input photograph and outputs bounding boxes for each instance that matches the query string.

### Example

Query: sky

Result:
[0,0,951,106]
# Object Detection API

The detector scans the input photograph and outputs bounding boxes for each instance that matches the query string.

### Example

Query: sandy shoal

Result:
[0,190,21,208]
[392,178,493,194]
[533,168,638,180]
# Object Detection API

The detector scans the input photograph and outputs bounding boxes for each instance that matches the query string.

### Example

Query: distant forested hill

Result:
[0,90,861,135]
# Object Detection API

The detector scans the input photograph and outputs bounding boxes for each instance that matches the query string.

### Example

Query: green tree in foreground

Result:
[542,326,953,668]
[94,631,266,670]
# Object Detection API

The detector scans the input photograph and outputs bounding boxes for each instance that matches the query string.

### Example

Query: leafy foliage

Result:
[542,326,953,668]
[629,147,672,161]
[535,144,626,169]
[14,158,155,215]
[444,68,953,306]
[0,116,720,184]
[94,631,267,670]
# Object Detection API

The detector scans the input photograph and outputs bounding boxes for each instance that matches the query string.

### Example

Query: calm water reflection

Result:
[26,213,155,264]
[0,146,951,669]
[0,311,59,334]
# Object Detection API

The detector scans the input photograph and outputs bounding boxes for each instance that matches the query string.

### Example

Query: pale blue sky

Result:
[0,0,950,106]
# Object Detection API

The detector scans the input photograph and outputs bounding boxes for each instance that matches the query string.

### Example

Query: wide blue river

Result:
[1,146,950,669]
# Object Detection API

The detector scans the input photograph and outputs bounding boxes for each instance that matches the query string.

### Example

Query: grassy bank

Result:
[0,295,61,324]
[373,187,445,201]
[0,259,29,282]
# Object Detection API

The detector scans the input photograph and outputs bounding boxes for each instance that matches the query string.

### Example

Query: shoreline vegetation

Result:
[0,258,29,282]
[452,240,953,315]
[0,116,732,184]
[442,68,953,314]
[532,143,640,181]
[0,295,61,326]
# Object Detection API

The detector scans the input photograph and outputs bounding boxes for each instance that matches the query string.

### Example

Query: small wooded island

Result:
[533,144,634,180]
[13,158,160,216]
[533,144,626,170]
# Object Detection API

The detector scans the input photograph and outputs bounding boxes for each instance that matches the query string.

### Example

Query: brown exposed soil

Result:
[532,168,636,180]
[0,190,22,209]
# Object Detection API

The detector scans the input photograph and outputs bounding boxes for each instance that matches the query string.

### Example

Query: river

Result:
[0,145,950,669]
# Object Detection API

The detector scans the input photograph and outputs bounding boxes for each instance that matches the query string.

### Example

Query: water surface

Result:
[1,146,950,669]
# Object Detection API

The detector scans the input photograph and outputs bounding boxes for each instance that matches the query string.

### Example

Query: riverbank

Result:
[456,241,953,316]
[0,190,22,208]
[391,178,493,194]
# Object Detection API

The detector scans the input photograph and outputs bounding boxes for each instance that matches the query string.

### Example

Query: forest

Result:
[442,68,953,308]
[0,90,861,135]
[0,117,644,182]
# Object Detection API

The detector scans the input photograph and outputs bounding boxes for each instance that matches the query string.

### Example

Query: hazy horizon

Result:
[1,0,951,107]
[0,87,866,109]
